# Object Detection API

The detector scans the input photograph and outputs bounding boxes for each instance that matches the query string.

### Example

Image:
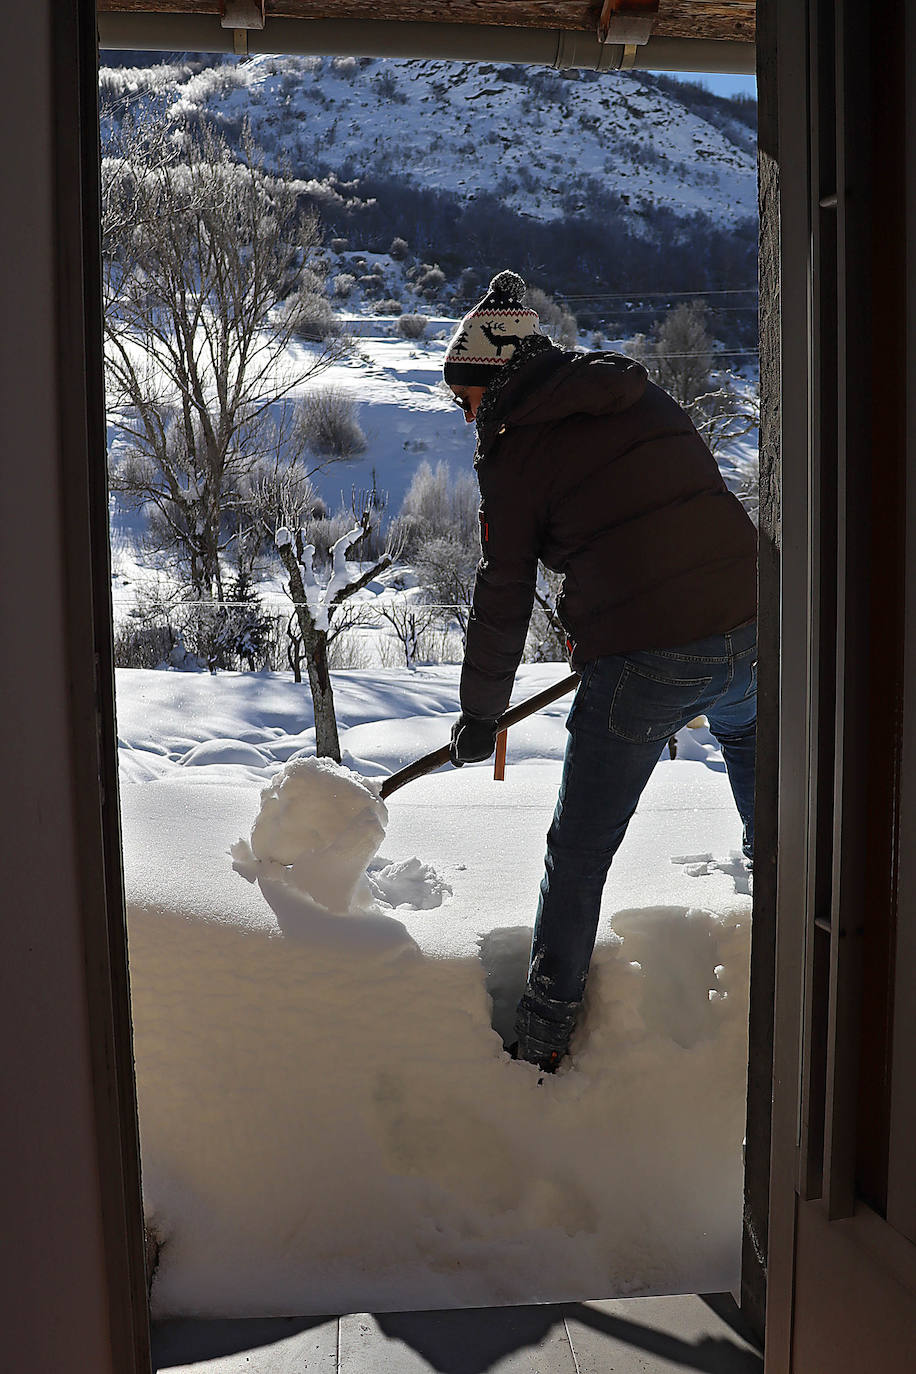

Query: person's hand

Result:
[449,713,500,766]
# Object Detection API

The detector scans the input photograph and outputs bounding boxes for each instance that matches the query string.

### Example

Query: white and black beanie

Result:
[443,270,544,386]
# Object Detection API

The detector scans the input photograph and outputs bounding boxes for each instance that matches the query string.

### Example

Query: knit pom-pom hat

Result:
[443,270,543,386]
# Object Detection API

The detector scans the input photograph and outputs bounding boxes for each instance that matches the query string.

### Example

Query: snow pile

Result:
[367,855,452,911]
[117,667,752,1318]
[232,756,387,915]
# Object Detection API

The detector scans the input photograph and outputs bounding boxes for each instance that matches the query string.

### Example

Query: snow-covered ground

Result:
[118,663,751,1317]
[108,319,759,631]
[102,47,759,1320]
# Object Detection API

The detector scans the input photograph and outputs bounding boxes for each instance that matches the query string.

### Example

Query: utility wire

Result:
[622,349,759,358]
[556,287,758,300]
[596,305,759,315]
[111,599,477,610]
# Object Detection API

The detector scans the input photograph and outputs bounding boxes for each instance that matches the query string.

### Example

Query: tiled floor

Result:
[151,1293,764,1373]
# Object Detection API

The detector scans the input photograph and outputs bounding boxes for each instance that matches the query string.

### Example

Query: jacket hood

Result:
[477,350,648,454]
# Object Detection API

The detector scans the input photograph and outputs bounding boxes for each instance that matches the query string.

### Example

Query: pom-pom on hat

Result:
[443,270,543,387]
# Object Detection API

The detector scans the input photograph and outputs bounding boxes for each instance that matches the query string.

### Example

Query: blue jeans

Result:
[518,621,757,1034]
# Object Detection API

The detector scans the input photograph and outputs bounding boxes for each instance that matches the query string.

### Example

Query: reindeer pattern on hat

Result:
[479,321,529,355]
[443,270,545,382]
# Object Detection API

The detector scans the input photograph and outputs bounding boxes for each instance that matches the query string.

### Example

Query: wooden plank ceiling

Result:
[95,2,756,44]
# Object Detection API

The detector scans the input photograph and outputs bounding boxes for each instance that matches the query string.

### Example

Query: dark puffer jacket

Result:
[460,347,758,720]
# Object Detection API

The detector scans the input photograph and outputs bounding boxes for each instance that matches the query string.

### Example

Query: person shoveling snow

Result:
[443,270,758,1073]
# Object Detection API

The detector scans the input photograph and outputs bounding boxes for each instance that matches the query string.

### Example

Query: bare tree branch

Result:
[103,111,349,599]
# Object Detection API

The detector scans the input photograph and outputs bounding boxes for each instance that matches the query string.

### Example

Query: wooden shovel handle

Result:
[379,672,580,800]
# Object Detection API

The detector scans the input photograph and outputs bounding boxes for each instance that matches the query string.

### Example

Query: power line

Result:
[110,599,475,610]
[557,287,758,301]
[593,304,759,315]
[625,349,759,358]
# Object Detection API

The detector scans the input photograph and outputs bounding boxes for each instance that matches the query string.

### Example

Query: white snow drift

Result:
[118,666,752,1317]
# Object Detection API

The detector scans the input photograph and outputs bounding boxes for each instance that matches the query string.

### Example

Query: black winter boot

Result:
[513,992,581,1072]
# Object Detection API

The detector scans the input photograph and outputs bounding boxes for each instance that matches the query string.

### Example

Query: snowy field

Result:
[107,321,759,633]
[117,663,751,1318]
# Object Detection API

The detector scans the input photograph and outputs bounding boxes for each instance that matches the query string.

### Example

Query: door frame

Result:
[761,0,916,1366]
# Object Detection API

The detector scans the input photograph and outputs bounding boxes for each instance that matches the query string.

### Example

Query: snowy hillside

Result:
[99,54,758,340]
[106,55,755,229]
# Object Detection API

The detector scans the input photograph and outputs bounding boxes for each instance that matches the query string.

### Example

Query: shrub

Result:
[398,313,428,339]
[373,298,403,315]
[301,386,367,460]
[389,235,409,260]
[413,534,478,635]
[398,460,479,552]
[525,286,578,349]
[331,56,358,80]
[417,265,446,298]
[287,272,338,341]
[114,620,175,669]
[457,267,482,303]
[372,69,406,103]
[333,272,356,298]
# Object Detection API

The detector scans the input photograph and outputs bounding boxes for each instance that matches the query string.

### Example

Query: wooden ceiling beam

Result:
[597,1,659,48]
[96,1,756,44]
[221,0,265,28]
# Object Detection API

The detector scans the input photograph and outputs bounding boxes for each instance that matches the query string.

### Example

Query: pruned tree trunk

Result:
[286,618,303,684]
[275,512,399,762]
[277,540,342,761]
[303,627,341,762]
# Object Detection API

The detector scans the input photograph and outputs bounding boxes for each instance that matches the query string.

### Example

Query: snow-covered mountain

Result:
[99,54,758,341]
[101,52,759,593]
[133,55,755,227]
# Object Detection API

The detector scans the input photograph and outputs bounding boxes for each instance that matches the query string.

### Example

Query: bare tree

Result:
[413,534,478,637]
[399,459,480,553]
[626,304,758,484]
[274,510,402,759]
[524,286,578,349]
[648,300,715,407]
[527,565,570,663]
[376,598,440,669]
[627,301,715,411]
[103,110,345,600]
[689,381,760,459]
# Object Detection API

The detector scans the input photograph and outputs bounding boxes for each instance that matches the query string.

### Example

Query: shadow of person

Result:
[373,1304,563,1374]
[371,1298,763,1374]
[565,1299,764,1372]
[476,926,532,1045]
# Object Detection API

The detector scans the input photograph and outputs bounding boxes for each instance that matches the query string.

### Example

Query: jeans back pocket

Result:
[609,662,714,744]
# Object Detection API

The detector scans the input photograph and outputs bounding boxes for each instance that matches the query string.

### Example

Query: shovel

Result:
[379,672,580,800]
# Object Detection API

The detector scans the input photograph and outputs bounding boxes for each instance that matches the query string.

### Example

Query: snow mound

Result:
[180,738,270,768]
[231,756,387,915]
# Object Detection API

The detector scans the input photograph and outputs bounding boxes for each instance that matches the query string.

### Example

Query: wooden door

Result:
[759,0,916,1366]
